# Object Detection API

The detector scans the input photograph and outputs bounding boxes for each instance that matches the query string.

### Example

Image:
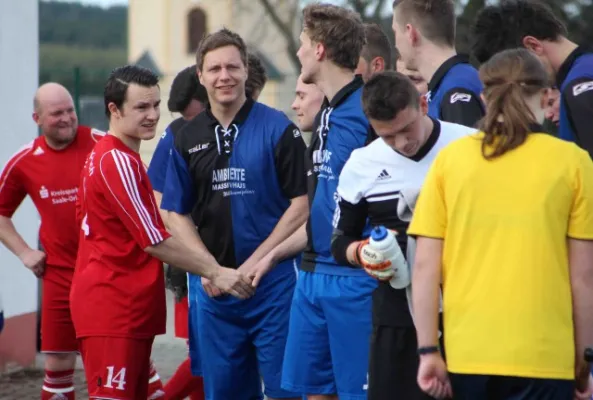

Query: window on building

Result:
[187,8,207,54]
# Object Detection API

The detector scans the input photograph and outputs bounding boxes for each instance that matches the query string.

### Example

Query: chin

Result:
[139,129,157,140]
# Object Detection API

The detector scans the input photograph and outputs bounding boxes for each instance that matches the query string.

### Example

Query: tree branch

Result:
[258,0,301,72]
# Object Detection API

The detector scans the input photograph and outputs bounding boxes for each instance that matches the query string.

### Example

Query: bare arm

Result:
[268,222,308,264]
[412,237,444,348]
[0,215,32,257]
[242,195,308,267]
[569,238,593,378]
[152,190,167,225]
[164,211,218,262]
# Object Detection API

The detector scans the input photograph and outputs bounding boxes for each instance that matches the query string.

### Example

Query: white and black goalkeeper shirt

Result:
[331,118,476,326]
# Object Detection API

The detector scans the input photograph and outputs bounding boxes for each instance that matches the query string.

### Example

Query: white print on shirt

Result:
[39,186,78,204]
[573,81,593,96]
[450,92,472,103]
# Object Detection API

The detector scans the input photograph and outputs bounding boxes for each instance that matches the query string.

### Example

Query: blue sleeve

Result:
[160,147,196,214]
[147,129,174,193]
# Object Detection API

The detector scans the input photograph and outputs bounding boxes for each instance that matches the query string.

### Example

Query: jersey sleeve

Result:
[147,129,174,193]
[440,88,484,128]
[99,149,170,248]
[160,144,196,215]
[568,148,593,239]
[331,155,369,266]
[407,153,447,239]
[562,78,593,158]
[0,154,28,218]
[274,123,308,199]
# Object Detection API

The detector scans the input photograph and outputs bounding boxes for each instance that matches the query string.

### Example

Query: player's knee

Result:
[44,352,77,370]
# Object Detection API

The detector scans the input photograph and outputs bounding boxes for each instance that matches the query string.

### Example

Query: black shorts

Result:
[449,373,574,400]
[368,325,433,400]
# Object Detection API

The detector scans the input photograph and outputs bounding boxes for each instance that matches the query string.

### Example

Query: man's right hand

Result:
[19,248,46,278]
[210,267,255,300]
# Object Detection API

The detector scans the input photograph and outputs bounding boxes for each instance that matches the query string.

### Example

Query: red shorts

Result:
[41,265,78,352]
[79,336,154,400]
[174,295,189,339]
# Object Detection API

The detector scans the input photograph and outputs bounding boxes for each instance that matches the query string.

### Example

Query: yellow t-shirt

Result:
[408,132,593,380]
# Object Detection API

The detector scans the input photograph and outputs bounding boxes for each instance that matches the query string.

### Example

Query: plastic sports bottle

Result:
[368,226,410,289]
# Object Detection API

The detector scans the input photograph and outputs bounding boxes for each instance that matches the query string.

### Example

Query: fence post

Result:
[73,66,81,116]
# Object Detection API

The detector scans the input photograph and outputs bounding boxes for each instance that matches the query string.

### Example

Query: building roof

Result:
[133,50,163,77]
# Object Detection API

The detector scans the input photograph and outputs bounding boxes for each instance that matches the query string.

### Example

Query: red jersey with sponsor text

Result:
[0,126,104,267]
[71,134,169,338]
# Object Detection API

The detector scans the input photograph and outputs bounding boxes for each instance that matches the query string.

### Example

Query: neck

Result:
[544,37,578,74]
[210,95,246,128]
[421,115,434,144]
[315,63,355,103]
[109,128,141,153]
[416,44,457,85]
[43,136,74,151]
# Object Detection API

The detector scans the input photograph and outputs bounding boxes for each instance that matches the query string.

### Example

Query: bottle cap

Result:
[370,226,388,241]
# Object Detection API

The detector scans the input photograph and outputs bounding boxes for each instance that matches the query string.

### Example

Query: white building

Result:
[0,0,40,372]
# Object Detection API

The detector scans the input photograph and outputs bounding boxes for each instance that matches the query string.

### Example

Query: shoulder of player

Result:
[98,148,143,178]
[439,120,479,140]
[250,102,297,134]
[0,139,36,174]
[77,125,106,143]
[173,113,210,148]
[344,140,387,175]
[561,76,593,100]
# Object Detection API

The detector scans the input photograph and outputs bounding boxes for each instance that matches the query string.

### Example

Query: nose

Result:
[291,99,299,111]
[219,67,231,80]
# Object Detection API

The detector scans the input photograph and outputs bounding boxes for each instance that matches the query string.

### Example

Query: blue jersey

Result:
[301,76,374,275]
[557,46,593,158]
[147,117,186,193]
[160,99,307,271]
[427,54,484,128]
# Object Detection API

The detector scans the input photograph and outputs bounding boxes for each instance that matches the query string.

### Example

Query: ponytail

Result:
[479,82,536,160]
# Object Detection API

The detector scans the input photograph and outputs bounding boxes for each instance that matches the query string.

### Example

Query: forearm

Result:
[153,191,167,225]
[0,216,32,258]
[146,235,219,280]
[248,196,308,264]
[268,223,308,264]
[569,239,593,370]
[164,211,211,255]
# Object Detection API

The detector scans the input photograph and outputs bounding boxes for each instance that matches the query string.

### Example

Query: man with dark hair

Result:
[71,64,253,400]
[291,73,325,145]
[161,28,307,400]
[260,4,374,400]
[355,23,393,82]
[148,64,209,400]
[471,0,593,158]
[332,71,473,400]
[392,0,484,127]
[246,52,268,101]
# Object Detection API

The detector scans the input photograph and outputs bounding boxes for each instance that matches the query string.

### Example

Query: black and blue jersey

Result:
[147,117,187,192]
[160,99,307,269]
[557,46,593,158]
[301,76,374,275]
[427,54,484,127]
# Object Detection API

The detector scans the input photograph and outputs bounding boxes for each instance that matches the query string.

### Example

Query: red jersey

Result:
[71,134,169,339]
[0,126,104,267]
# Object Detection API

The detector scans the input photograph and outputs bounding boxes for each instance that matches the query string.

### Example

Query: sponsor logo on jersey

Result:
[39,185,49,199]
[425,91,432,103]
[450,92,472,103]
[211,167,254,197]
[376,169,391,181]
[573,81,593,96]
[160,131,167,139]
[188,143,209,154]
[33,146,44,156]
[293,128,302,138]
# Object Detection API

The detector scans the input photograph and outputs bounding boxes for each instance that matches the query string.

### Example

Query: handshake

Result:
[355,227,410,289]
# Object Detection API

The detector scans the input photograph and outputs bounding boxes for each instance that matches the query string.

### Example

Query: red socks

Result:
[148,360,166,399]
[164,358,205,400]
[41,369,75,400]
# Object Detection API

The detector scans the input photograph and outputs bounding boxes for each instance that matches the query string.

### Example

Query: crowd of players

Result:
[0,0,592,399]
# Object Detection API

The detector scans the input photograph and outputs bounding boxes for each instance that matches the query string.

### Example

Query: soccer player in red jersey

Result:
[71,65,254,400]
[0,82,104,400]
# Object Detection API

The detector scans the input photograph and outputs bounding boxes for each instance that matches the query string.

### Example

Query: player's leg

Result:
[41,266,78,400]
[164,295,204,400]
[247,263,300,400]
[367,325,432,400]
[147,359,165,399]
[195,289,262,400]
[322,274,377,400]
[79,336,153,400]
[282,271,337,398]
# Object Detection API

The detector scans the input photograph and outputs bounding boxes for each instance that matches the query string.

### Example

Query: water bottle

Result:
[368,226,410,289]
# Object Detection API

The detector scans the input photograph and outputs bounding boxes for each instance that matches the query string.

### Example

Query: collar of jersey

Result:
[428,54,471,93]
[204,97,255,128]
[556,45,592,88]
[322,75,364,109]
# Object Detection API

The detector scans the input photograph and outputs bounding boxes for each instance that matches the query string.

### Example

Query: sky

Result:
[48,0,128,7]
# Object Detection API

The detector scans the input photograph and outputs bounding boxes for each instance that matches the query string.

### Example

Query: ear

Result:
[419,93,428,114]
[32,112,40,125]
[315,41,325,62]
[371,56,385,74]
[107,102,121,119]
[407,24,419,47]
[522,36,545,56]
[197,70,204,85]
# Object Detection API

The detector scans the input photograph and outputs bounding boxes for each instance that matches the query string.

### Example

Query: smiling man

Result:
[291,74,324,145]
[160,29,308,400]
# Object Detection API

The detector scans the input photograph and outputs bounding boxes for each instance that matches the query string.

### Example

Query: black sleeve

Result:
[274,123,308,199]
[439,88,484,128]
[563,78,593,158]
[330,197,368,267]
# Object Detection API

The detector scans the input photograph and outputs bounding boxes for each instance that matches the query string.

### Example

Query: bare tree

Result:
[257,0,391,72]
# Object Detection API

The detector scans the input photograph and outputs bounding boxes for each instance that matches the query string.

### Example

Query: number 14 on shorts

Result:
[104,366,127,390]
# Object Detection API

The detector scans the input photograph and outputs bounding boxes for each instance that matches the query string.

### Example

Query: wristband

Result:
[417,346,439,356]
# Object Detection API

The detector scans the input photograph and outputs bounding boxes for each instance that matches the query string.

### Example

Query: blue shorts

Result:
[187,273,202,376]
[193,260,299,400]
[282,270,378,399]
